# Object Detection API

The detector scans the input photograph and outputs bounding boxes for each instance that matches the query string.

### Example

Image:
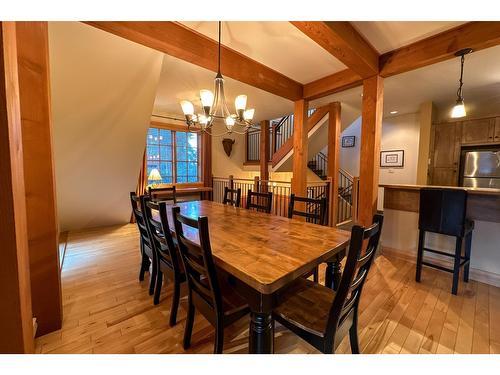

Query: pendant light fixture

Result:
[451,48,473,119]
[179,21,256,136]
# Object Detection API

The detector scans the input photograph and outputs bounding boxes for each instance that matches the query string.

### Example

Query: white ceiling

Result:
[153,54,294,124]
[312,43,500,124]
[179,21,347,83]
[352,21,466,53]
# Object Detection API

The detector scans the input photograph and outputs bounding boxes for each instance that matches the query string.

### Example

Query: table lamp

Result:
[148,168,162,188]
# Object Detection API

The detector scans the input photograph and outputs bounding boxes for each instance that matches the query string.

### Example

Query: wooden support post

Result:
[260,120,270,190]
[0,21,34,353]
[359,75,384,226]
[201,131,212,188]
[253,175,260,192]
[291,99,309,197]
[352,177,360,222]
[271,122,277,157]
[15,21,63,336]
[327,102,341,226]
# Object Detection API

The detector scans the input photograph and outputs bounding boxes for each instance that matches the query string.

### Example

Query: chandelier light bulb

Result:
[225,116,235,128]
[243,108,255,121]
[180,100,194,116]
[235,95,247,111]
[200,90,214,108]
[451,99,466,118]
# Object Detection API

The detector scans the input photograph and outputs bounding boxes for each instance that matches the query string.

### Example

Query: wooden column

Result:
[327,102,341,226]
[0,21,34,353]
[15,21,63,336]
[201,130,212,186]
[260,120,270,182]
[291,99,309,197]
[359,75,384,226]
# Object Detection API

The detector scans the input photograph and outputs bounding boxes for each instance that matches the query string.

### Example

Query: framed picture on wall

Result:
[341,135,356,148]
[380,150,404,168]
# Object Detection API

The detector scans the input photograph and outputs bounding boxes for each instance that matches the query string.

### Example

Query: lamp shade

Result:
[200,90,214,108]
[235,95,247,111]
[180,100,194,116]
[148,168,162,182]
[451,99,466,118]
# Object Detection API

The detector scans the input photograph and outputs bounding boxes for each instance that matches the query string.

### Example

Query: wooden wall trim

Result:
[291,21,379,78]
[0,21,34,353]
[84,21,303,101]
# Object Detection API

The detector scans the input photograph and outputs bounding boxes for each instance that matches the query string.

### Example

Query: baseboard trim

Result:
[381,246,500,288]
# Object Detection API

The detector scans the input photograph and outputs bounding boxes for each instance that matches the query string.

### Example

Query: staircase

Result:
[245,106,359,224]
[307,151,328,180]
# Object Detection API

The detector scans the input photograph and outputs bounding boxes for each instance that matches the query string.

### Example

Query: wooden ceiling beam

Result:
[380,21,500,77]
[291,21,379,78]
[84,21,303,101]
[303,69,362,100]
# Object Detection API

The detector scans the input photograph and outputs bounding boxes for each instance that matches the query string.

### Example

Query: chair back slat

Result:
[287,193,327,225]
[172,206,223,314]
[141,196,182,275]
[223,187,242,207]
[130,192,152,247]
[246,189,273,214]
[325,214,384,345]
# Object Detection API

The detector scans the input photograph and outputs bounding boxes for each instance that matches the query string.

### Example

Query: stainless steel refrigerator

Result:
[460,148,500,189]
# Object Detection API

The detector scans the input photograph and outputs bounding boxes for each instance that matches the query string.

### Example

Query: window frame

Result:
[146,121,202,186]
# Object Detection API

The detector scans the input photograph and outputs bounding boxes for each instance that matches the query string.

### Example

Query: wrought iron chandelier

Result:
[179,21,256,136]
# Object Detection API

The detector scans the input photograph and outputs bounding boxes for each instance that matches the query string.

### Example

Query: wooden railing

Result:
[337,169,359,225]
[212,175,330,222]
[246,108,316,164]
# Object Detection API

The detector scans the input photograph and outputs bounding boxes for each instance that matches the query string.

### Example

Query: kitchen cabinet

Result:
[461,118,495,144]
[495,118,500,142]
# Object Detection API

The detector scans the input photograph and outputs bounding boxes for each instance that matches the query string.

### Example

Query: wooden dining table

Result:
[164,200,351,354]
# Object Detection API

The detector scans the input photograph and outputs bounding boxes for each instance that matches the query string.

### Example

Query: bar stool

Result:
[416,188,474,295]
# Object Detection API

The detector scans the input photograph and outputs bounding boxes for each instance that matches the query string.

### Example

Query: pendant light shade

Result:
[451,98,466,118]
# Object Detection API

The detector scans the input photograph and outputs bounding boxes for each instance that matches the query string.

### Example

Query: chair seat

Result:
[274,278,336,338]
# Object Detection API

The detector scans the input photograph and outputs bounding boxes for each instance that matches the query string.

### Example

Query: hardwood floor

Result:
[35,224,500,354]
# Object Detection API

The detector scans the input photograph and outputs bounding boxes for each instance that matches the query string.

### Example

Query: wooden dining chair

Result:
[273,214,384,354]
[222,187,241,207]
[246,189,273,214]
[142,197,186,326]
[129,192,155,295]
[172,206,249,354]
[148,186,176,204]
[287,193,328,283]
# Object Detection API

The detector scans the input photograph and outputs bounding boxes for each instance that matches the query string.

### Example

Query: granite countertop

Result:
[379,184,500,196]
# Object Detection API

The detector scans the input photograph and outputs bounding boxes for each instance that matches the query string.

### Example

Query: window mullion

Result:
[172,131,177,183]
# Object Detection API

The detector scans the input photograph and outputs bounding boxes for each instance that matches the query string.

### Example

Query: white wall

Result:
[49,22,163,231]
[339,113,420,183]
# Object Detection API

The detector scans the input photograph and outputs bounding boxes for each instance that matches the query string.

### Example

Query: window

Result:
[146,127,200,185]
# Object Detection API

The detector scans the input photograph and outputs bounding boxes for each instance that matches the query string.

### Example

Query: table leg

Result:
[325,254,343,291]
[249,311,274,354]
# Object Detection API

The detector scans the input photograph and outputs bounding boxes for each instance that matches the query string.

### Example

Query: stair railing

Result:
[308,151,328,179]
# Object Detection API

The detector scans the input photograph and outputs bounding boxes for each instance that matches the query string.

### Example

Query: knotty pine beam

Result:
[291,99,309,197]
[303,68,362,100]
[16,21,63,337]
[327,102,341,226]
[380,21,500,77]
[84,21,303,101]
[358,75,384,227]
[303,22,500,100]
[0,21,34,353]
[291,21,379,78]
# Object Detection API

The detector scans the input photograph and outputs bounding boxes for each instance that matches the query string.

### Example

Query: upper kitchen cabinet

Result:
[461,118,496,144]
